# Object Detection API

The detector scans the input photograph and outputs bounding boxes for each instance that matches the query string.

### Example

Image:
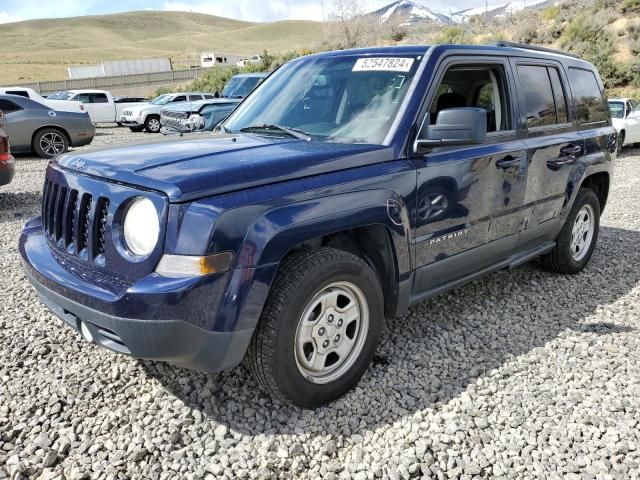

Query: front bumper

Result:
[20,221,253,372]
[120,115,143,127]
[0,156,15,186]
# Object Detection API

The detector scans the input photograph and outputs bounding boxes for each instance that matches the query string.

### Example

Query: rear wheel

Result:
[33,128,68,159]
[540,188,600,274]
[246,248,384,408]
[144,115,161,133]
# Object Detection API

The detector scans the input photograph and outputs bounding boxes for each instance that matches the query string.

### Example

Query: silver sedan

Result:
[0,94,95,158]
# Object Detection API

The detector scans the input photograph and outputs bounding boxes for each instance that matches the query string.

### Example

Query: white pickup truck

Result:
[46,89,147,124]
[0,87,86,114]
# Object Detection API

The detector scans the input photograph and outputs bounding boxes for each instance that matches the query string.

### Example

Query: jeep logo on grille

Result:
[69,159,86,170]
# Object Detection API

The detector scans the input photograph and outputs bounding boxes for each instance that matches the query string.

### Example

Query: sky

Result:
[0,0,513,24]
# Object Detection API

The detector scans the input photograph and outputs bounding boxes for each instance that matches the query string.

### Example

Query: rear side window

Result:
[189,95,203,101]
[568,68,608,125]
[518,65,558,128]
[90,93,108,103]
[0,99,22,113]
[6,90,30,98]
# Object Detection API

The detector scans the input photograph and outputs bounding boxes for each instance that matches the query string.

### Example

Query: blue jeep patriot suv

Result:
[20,43,615,408]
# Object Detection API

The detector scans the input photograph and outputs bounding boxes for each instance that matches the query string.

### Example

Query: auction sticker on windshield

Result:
[353,57,415,72]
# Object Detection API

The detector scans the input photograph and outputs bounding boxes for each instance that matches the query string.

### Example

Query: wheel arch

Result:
[223,191,414,332]
[579,171,610,212]
[31,125,71,148]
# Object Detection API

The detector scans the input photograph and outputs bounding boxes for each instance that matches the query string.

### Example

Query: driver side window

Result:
[429,66,510,133]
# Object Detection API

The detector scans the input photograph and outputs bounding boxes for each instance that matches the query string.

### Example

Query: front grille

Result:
[42,178,110,263]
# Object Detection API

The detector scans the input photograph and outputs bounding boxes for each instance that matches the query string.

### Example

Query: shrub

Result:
[621,0,640,13]
[560,14,630,88]
[541,6,560,21]
[434,26,473,45]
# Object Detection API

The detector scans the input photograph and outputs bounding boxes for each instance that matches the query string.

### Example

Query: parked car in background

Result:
[608,98,640,153]
[0,87,86,115]
[114,96,148,104]
[219,72,267,98]
[0,110,15,187]
[120,92,216,133]
[19,43,614,408]
[47,90,146,124]
[161,99,240,134]
[159,74,266,134]
[0,95,94,158]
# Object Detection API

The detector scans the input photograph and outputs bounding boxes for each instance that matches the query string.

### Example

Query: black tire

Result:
[617,131,625,155]
[129,126,144,133]
[246,247,384,408]
[116,122,123,127]
[33,128,69,159]
[540,188,600,274]
[144,115,161,133]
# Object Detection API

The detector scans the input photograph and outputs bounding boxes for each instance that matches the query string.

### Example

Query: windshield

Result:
[151,94,173,105]
[222,76,263,98]
[608,101,625,119]
[224,55,420,144]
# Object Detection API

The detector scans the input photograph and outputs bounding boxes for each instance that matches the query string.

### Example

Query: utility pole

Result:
[187,10,192,68]
[321,0,325,22]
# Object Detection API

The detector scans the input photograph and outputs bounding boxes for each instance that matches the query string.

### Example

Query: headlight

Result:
[123,197,159,256]
[186,114,204,130]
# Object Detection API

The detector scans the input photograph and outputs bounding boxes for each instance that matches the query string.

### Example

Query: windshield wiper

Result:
[239,124,311,141]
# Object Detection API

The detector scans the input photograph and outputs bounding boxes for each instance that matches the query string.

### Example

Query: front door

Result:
[411,59,528,293]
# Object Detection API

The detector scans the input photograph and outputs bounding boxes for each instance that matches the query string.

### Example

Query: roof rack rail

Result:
[491,40,581,59]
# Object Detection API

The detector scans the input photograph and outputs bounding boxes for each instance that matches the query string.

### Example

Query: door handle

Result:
[496,155,522,169]
[547,157,576,167]
[559,145,582,157]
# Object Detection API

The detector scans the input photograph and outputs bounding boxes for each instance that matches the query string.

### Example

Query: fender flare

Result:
[215,189,413,332]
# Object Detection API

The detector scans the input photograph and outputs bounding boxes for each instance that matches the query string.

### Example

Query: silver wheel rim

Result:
[148,118,160,131]
[40,132,65,156]
[294,281,369,384]
[570,204,595,261]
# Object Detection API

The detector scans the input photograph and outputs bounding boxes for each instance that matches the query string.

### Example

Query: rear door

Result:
[567,67,615,182]
[512,59,584,249]
[89,93,113,123]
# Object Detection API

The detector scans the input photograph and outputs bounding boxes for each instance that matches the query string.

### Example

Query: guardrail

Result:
[1,67,218,96]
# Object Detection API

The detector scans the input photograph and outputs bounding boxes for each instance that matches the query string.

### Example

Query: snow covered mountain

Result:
[451,0,557,23]
[370,1,453,26]
[369,0,559,26]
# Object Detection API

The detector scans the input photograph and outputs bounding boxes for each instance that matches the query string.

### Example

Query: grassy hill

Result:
[0,11,325,84]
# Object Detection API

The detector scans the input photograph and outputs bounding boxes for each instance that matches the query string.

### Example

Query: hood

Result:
[56,134,393,202]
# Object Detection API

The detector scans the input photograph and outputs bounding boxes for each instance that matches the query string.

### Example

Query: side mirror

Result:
[415,107,487,154]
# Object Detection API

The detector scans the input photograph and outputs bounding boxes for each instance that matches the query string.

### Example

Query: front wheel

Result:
[144,115,161,133]
[540,188,600,274]
[246,248,384,408]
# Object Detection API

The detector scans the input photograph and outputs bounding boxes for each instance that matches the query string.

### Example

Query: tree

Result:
[327,0,377,49]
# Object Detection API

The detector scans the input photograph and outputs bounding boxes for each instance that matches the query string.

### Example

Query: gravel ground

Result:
[1,126,639,480]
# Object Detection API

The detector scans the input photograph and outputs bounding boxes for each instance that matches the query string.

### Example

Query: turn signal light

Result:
[156,252,235,277]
